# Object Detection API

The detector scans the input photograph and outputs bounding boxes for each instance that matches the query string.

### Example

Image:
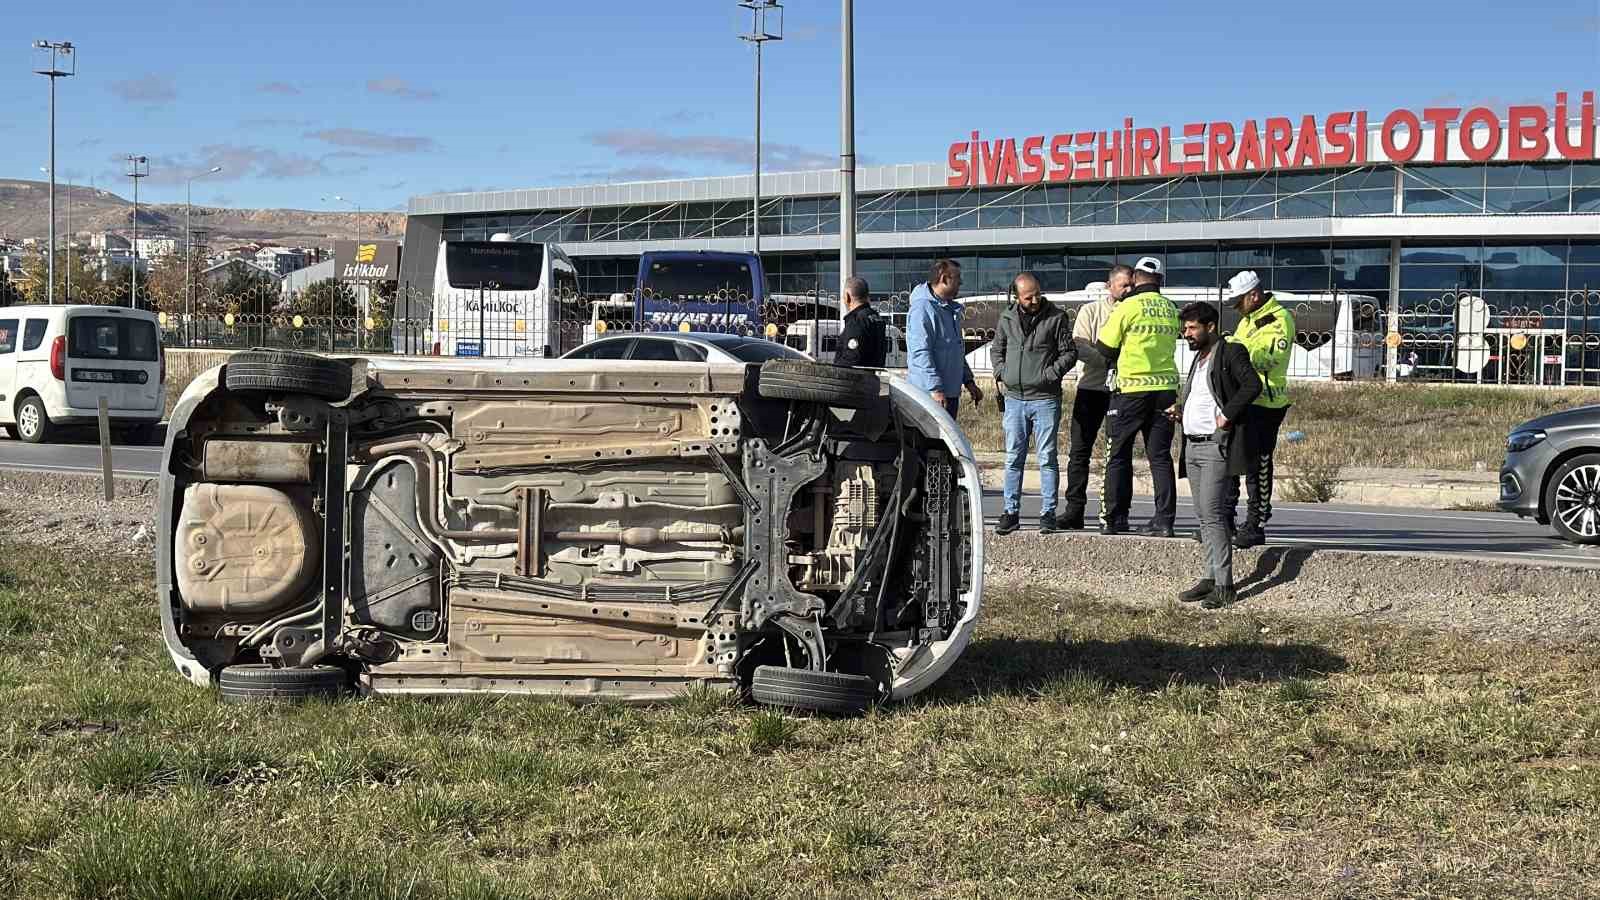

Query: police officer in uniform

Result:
[1094,256,1181,537]
[1222,270,1295,549]
[835,276,888,368]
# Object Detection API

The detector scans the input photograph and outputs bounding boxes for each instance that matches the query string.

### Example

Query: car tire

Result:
[1544,452,1600,545]
[15,396,52,444]
[757,360,878,409]
[217,663,349,703]
[224,350,353,401]
[750,665,877,716]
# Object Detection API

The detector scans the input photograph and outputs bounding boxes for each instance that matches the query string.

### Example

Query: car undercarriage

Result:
[158,351,984,712]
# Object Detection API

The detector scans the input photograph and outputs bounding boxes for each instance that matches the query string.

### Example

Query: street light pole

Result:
[33,40,75,306]
[126,155,148,308]
[187,166,223,343]
[839,0,855,314]
[738,2,783,256]
[323,195,361,340]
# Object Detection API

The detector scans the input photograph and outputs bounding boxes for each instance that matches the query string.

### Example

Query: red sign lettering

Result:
[944,92,1599,188]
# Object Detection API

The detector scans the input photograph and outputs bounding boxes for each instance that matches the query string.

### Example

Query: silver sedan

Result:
[1499,403,1600,544]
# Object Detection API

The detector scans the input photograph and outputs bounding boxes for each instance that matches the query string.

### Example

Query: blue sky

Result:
[4,0,1599,212]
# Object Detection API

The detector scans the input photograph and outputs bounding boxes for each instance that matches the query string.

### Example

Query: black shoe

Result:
[1038,513,1061,535]
[1138,522,1176,538]
[995,512,1020,536]
[1232,526,1265,549]
[1060,510,1085,530]
[1201,586,1239,609]
[1099,521,1128,536]
[1179,579,1215,603]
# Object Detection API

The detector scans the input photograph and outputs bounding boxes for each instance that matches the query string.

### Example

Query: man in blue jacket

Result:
[907,259,983,416]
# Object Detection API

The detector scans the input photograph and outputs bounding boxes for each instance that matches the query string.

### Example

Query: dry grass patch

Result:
[2,542,1599,898]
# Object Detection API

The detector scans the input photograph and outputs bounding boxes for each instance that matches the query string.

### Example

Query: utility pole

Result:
[738,2,783,255]
[187,166,222,343]
[33,40,75,305]
[324,195,361,316]
[838,0,855,314]
[126,155,148,308]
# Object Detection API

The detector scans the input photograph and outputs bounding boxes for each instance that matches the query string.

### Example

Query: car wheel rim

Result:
[18,405,39,438]
[1554,464,1600,538]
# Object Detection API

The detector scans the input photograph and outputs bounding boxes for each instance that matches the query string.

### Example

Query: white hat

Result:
[1225,270,1262,301]
[1133,256,1164,277]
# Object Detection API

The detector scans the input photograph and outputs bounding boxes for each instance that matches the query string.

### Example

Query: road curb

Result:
[972,451,1499,510]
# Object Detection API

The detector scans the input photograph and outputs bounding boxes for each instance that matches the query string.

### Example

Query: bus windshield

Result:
[642,259,753,299]
[445,242,544,290]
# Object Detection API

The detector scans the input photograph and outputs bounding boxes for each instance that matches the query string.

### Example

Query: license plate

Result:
[455,341,482,357]
[75,370,115,382]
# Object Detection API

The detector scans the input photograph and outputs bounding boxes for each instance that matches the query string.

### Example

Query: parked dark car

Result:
[1499,404,1600,544]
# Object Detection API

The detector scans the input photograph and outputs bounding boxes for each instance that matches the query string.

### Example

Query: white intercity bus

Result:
[430,233,581,358]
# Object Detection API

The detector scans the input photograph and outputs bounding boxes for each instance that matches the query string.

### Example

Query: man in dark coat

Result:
[990,271,1078,535]
[1169,301,1261,609]
[835,276,887,368]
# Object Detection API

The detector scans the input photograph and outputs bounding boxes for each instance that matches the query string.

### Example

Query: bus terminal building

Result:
[400,92,1600,385]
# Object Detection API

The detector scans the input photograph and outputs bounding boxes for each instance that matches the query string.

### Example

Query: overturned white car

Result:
[158,350,983,713]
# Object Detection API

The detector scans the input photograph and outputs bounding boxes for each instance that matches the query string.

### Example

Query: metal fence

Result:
[14,274,1599,387]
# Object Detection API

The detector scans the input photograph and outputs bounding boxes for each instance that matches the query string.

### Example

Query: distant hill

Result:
[0,179,406,247]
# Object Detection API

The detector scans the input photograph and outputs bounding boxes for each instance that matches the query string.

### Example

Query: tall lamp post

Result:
[738,2,783,255]
[186,166,223,343]
[323,194,361,310]
[42,166,76,301]
[838,0,855,313]
[33,40,75,305]
[126,155,148,308]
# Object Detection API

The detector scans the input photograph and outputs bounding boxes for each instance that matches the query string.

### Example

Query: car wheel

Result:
[15,396,52,444]
[1545,453,1600,545]
[217,663,349,703]
[224,350,353,401]
[757,360,878,409]
[750,665,877,716]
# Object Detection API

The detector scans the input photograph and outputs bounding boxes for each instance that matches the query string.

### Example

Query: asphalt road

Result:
[0,437,165,478]
[980,491,1600,570]
[2,435,1596,570]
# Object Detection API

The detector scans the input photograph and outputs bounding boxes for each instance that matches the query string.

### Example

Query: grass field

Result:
[4,542,1599,899]
[959,381,1595,473]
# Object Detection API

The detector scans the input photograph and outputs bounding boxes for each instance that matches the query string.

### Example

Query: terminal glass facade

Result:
[442,161,1600,247]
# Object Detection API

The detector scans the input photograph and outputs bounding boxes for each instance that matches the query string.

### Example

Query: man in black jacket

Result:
[1169,302,1261,609]
[990,272,1078,535]
[835,276,887,368]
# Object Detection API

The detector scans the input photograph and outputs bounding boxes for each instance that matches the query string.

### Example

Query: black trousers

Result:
[1101,390,1177,528]
[1063,388,1112,515]
[1224,404,1290,527]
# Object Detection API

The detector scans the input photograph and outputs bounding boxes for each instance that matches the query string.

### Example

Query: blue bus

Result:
[632,251,767,334]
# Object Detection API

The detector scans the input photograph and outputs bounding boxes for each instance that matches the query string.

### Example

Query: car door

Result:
[566,339,635,360]
[0,317,18,423]
[626,338,684,362]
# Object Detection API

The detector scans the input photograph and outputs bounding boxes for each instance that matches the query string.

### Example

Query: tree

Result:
[144,252,210,317]
[294,278,359,320]
[15,246,117,305]
[216,264,279,317]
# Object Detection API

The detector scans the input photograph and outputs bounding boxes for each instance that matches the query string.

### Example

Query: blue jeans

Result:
[1002,396,1062,516]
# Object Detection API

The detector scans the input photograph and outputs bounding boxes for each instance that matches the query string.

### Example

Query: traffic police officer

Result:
[1094,256,1181,537]
[1223,270,1295,548]
[835,276,887,368]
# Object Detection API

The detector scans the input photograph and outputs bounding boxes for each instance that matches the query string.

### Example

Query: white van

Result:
[783,319,908,368]
[0,305,165,443]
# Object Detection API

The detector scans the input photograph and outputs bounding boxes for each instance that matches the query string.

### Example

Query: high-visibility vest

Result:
[1234,295,1295,409]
